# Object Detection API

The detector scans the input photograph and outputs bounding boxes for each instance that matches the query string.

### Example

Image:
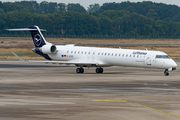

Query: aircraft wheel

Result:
[96,68,103,74]
[96,68,100,73]
[80,67,84,73]
[76,68,81,73]
[100,68,103,73]
[164,69,169,76]
[164,72,169,76]
[76,67,84,73]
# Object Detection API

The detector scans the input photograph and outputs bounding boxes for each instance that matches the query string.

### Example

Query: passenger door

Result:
[92,51,96,61]
[87,51,91,61]
[146,55,151,65]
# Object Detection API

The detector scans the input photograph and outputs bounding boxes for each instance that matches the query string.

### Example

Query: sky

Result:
[2,0,180,9]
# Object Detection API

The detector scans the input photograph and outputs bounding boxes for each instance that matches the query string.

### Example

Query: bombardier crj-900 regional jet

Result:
[7,26,177,76]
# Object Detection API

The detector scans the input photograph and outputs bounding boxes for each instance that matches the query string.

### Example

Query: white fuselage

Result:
[8,25,177,75]
[48,45,177,69]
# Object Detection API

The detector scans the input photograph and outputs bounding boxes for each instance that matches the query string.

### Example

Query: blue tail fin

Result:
[7,26,53,60]
[6,25,48,48]
[28,26,47,47]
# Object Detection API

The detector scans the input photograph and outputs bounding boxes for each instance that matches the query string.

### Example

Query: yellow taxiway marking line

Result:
[93,98,180,119]
[119,98,180,119]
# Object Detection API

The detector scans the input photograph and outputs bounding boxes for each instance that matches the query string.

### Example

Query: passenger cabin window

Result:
[105,53,107,55]
[108,53,110,56]
[130,55,131,57]
[71,51,73,53]
[98,52,100,55]
[78,51,80,54]
[85,52,87,54]
[67,50,69,53]
[122,54,124,57]
[119,54,121,56]
[102,53,103,55]
[115,54,117,56]
[81,51,83,54]
[156,55,170,59]
[133,55,135,57]
[112,53,113,56]
[126,54,128,57]
[74,51,76,54]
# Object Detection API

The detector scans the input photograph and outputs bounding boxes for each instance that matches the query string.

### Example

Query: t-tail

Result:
[7,25,57,60]
[28,26,48,47]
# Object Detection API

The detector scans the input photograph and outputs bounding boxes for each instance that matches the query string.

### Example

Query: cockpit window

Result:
[162,55,170,59]
[156,55,162,58]
[156,55,170,59]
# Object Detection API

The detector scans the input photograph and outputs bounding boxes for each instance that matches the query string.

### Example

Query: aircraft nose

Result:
[172,60,177,67]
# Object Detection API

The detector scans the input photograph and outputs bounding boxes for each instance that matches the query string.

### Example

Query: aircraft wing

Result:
[12,52,108,67]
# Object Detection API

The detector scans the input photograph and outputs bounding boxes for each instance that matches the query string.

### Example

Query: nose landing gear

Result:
[164,69,169,76]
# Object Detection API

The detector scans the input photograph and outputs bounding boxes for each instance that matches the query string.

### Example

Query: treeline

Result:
[99,1,180,23]
[0,1,87,14]
[1,1,180,37]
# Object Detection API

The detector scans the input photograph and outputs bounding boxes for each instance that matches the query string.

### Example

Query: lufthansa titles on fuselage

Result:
[132,51,147,55]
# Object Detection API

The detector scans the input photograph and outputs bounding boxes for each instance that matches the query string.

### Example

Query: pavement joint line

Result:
[0,99,75,105]
[92,100,127,102]
[118,98,180,119]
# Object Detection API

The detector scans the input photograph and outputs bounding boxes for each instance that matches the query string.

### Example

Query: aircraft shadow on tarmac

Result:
[0,63,163,76]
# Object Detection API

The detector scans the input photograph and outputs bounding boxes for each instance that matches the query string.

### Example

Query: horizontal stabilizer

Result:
[6,28,46,31]
[12,52,24,61]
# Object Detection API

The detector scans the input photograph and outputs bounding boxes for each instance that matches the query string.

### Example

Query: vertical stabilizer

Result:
[7,26,53,60]
[6,25,50,48]
[28,26,48,47]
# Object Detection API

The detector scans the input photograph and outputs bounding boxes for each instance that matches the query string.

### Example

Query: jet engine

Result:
[39,44,57,54]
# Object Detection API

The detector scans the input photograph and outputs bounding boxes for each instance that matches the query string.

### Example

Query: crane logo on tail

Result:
[34,34,42,47]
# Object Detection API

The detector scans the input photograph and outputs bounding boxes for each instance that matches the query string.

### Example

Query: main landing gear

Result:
[76,67,84,73]
[96,67,103,73]
[76,67,104,74]
[164,69,169,76]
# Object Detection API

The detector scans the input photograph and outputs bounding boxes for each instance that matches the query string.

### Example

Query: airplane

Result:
[7,25,177,76]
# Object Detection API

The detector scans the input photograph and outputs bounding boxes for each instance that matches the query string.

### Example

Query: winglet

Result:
[12,52,24,61]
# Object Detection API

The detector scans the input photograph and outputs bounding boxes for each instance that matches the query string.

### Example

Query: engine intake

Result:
[39,45,57,54]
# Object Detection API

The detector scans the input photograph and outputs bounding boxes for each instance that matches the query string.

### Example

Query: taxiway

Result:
[0,61,179,120]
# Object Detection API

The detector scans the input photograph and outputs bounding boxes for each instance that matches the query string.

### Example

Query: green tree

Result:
[0,8,6,32]
[3,2,24,13]
[7,8,32,28]
[57,3,66,12]
[67,3,86,13]
[87,3,100,13]
[147,9,159,20]
[172,12,180,22]
[15,1,39,13]
[103,10,130,19]
[99,17,113,35]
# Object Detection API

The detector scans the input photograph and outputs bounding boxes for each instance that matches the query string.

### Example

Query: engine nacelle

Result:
[39,45,57,54]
